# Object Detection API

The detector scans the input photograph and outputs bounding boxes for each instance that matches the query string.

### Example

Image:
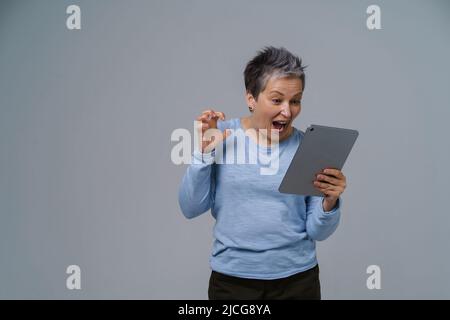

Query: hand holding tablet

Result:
[279,124,359,197]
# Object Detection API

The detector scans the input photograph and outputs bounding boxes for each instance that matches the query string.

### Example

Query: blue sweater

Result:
[178,118,341,279]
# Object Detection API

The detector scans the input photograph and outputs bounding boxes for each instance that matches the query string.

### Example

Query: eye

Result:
[291,100,301,105]
[272,99,282,105]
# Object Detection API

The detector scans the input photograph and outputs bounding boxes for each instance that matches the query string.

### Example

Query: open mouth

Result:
[272,120,288,132]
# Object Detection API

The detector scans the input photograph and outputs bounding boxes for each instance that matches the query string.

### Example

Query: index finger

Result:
[322,168,343,178]
[214,111,225,120]
[196,115,211,123]
[201,109,217,120]
[206,110,219,121]
[201,109,215,115]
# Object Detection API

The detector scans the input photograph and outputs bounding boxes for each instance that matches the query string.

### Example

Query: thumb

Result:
[204,129,232,153]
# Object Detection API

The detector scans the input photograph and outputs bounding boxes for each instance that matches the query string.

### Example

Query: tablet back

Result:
[279,124,359,196]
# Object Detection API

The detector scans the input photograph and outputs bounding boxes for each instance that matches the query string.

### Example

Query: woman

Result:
[178,46,347,300]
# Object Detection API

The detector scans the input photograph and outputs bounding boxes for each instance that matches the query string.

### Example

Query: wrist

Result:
[322,197,338,212]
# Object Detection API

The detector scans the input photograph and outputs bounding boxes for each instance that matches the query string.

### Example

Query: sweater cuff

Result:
[318,197,342,216]
[192,149,216,165]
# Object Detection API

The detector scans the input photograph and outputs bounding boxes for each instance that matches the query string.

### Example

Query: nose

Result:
[280,103,291,118]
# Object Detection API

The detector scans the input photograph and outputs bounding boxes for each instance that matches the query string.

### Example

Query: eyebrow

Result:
[269,90,302,96]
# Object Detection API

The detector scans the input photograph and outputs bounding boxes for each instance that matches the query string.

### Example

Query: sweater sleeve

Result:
[305,196,342,241]
[178,119,232,219]
[177,149,216,219]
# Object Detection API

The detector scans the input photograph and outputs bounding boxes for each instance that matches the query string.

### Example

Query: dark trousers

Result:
[208,265,321,300]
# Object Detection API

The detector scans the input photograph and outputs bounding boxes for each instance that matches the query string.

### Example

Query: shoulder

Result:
[294,126,305,137]
[292,126,305,142]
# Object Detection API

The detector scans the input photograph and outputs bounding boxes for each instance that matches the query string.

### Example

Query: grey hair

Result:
[244,46,306,101]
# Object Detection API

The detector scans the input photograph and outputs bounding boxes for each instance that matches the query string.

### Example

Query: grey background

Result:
[0,0,449,299]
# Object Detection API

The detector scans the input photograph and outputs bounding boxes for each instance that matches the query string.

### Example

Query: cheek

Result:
[256,104,278,121]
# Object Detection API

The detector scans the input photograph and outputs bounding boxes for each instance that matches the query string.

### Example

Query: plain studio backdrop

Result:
[0,0,449,299]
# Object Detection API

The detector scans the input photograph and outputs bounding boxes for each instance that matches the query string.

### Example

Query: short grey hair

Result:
[244,46,306,101]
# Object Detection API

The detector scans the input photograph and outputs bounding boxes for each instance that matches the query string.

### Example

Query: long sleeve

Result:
[305,196,342,241]
[178,149,216,219]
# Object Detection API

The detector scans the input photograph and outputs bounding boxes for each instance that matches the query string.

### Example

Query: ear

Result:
[245,92,257,108]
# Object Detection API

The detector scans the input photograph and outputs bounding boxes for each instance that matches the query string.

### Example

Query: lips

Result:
[272,120,289,132]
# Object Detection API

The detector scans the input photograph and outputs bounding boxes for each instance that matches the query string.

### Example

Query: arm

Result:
[307,167,347,240]
[178,109,230,219]
[305,196,342,241]
[178,150,216,219]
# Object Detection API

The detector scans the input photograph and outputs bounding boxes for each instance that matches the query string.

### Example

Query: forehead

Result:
[264,76,302,94]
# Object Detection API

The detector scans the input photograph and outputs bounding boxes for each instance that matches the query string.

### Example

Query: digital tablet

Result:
[278,124,359,196]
